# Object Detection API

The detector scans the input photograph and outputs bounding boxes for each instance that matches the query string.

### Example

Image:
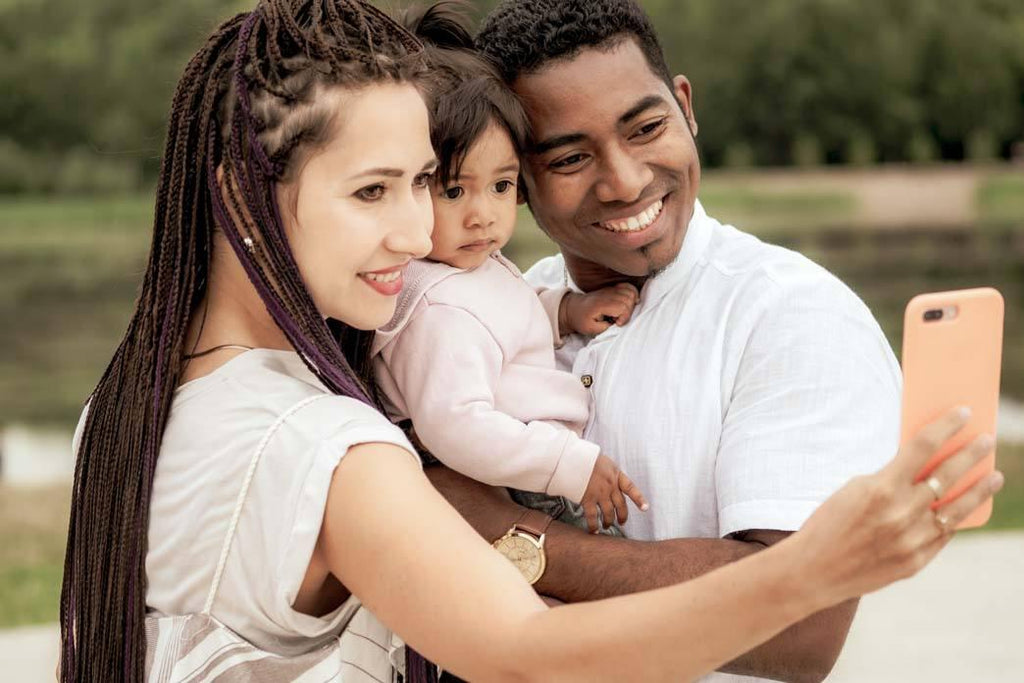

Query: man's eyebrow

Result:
[530,132,587,156]
[352,158,438,180]
[619,95,669,125]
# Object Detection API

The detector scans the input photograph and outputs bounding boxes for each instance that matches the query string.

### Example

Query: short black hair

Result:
[400,1,530,187]
[476,0,672,86]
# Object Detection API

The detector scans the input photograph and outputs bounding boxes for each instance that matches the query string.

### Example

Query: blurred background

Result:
[1,0,1022,677]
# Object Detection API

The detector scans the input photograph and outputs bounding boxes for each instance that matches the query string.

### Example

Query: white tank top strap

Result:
[202,394,332,614]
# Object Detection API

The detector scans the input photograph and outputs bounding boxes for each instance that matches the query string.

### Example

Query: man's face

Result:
[513,38,700,280]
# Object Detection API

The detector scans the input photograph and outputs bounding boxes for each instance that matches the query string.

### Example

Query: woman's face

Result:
[278,82,437,330]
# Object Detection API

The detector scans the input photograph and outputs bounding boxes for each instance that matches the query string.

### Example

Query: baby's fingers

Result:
[611,487,629,526]
[583,501,601,534]
[619,471,649,511]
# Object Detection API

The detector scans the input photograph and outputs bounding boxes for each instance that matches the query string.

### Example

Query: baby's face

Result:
[428,122,520,270]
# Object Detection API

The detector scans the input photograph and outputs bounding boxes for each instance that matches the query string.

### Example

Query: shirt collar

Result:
[639,198,715,309]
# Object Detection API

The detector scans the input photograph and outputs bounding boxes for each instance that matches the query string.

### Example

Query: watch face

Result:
[495,534,545,584]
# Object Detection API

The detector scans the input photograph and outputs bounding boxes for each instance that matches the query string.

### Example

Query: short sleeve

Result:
[715,276,902,538]
[223,395,419,643]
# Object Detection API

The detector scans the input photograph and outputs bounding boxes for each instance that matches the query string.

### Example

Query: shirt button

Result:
[581,374,593,388]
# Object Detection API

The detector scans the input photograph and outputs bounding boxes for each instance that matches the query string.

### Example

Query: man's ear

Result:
[672,75,699,138]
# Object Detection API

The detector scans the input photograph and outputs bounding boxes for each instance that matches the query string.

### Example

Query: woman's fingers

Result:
[892,406,971,479]
[936,470,1004,530]
[910,433,996,508]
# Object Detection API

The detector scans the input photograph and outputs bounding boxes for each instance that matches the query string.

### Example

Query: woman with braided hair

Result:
[61,1,1001,681]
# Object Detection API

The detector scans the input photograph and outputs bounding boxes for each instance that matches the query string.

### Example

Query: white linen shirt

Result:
[527,203,901,683]
[526,200,902,543]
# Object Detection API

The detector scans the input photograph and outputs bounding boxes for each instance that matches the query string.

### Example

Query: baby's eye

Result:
[494,180,515,194]
[356,184,386,202]
[443,186,464,200]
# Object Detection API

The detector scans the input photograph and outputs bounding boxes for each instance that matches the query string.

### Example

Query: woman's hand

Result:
[792,406,1003,605]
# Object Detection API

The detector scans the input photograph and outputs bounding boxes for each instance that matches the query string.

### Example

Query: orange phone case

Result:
[900,288,1003,529]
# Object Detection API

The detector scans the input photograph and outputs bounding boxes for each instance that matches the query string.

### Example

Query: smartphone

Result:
[900,287,1003,529]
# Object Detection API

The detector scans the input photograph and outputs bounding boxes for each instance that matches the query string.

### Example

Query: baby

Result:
[372,3,647,534]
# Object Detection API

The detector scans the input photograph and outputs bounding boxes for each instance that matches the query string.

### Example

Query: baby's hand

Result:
[560,283,640,337]
[580,454,649,533]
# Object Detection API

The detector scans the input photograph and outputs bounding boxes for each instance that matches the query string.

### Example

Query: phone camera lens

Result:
[923,309,944,322]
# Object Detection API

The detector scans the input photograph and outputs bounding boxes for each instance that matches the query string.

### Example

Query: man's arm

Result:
[426,465,856,683]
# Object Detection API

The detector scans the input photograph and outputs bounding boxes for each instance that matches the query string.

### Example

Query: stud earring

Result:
[243,237,255,255]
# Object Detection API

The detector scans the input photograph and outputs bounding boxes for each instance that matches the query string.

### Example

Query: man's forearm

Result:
[425,465,856,683]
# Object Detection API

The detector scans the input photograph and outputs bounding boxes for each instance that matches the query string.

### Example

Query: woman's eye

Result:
[443,186,464,200]
[356,184,385,202]
[413,171,435,188]
[551,153,587,170]
[494,180,515,194]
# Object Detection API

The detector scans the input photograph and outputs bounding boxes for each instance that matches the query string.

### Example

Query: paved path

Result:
[2,532,1021,681]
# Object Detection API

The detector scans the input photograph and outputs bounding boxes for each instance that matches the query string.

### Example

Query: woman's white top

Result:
[138,349,416,656]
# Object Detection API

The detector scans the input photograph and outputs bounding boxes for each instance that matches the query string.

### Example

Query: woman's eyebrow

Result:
[351,158,438,180]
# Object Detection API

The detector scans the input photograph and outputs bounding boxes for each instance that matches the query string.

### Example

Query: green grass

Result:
[0,484,71,628]
[0,194,152,427]
[699,179,858,237]
[977,174,1024,223]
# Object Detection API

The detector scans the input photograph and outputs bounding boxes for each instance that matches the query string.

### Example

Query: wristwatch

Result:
[492,509,554,585]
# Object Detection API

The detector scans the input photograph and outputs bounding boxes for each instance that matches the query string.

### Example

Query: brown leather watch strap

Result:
[514,508,554,538]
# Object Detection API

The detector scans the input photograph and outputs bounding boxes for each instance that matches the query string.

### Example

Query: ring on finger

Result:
[934,511,951,534]
[925,476,944,501]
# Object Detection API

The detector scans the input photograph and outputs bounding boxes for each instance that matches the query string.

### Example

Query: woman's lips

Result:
[358,265,405,296]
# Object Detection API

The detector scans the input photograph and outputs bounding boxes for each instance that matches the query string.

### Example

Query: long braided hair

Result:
[60,2,438,680]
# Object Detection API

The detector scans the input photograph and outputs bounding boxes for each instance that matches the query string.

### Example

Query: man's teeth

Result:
[599,199,664,233]
[363,271,401,283]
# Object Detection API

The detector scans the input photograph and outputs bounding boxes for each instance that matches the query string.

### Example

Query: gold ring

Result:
[925,476,944,501]
[934,512,951,534]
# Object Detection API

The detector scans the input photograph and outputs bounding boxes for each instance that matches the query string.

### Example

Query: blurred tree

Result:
[2,0,1023,188]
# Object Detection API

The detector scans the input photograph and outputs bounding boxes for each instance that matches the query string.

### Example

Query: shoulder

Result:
[703,220,877,329]
[523,253,565,289]
[169,350,406,450]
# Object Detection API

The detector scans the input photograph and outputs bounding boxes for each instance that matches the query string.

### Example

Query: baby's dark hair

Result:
[401,1,529,187]
[476,0,672,87]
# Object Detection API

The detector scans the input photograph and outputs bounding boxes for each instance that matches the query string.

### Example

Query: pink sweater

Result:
[372,253,600,502]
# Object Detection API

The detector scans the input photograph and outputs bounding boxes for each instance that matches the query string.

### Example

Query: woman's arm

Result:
[317,407,1000,682]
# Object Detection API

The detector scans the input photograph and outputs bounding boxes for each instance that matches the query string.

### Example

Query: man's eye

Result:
[551,153,587,170]
[634,119,667,139]
[356,184,385,202]
[494,180,515,194]
[413,171,435,188]
[443,186,464,200]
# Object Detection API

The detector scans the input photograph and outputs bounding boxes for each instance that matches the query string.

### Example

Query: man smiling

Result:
[426,1,902,681]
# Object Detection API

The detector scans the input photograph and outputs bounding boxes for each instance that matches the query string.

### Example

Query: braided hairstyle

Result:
[59,2,438,680]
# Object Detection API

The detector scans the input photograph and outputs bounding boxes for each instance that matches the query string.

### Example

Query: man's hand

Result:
[559,283,640,337]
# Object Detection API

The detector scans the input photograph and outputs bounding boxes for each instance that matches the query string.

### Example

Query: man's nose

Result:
[595,143,654,205]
